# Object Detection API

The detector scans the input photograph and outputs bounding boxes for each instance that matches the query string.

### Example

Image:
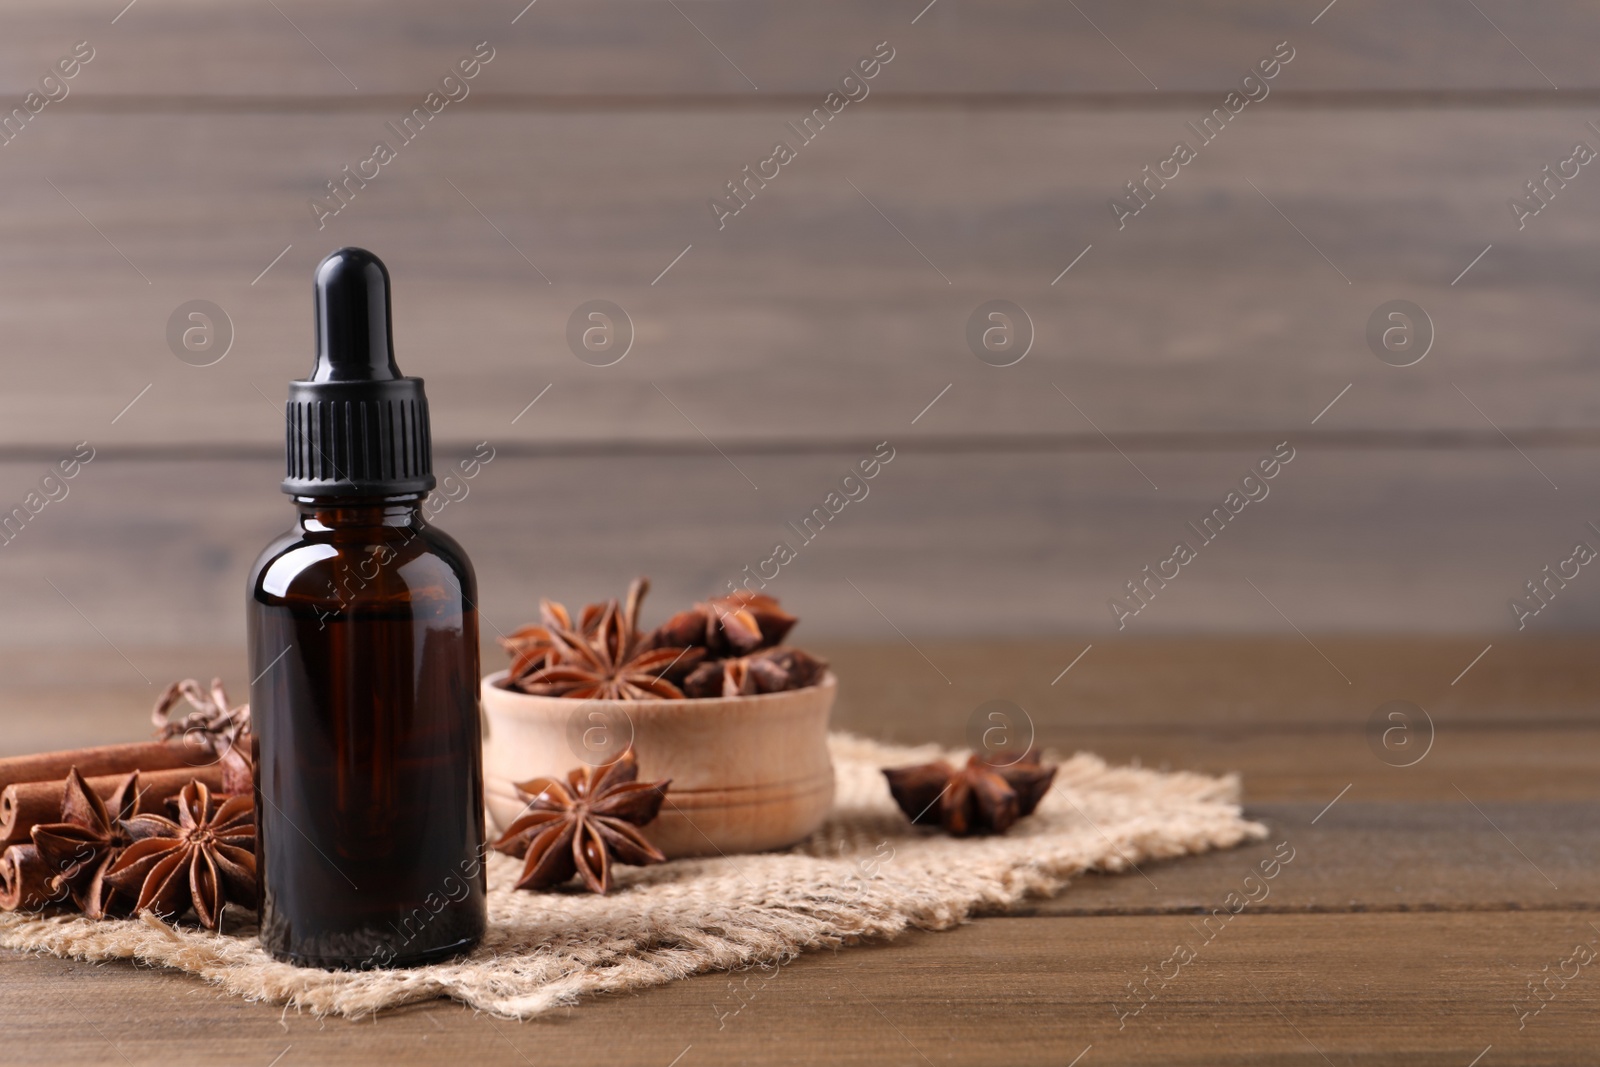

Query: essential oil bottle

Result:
[248,247,486,969]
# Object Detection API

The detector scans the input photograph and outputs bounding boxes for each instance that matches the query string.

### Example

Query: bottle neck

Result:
[292,495,425,533]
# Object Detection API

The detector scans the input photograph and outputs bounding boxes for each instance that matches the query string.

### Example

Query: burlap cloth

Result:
[0,734,1264,1018]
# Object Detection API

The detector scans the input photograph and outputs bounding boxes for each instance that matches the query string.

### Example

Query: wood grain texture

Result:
[2,446,1600,644]
[1076,726,1600,803]
[0,107,1594,446]
[2,639,1594,800]
[4,911,1598,1065]
[1042,802,1600,915]
[1,1,1596,96]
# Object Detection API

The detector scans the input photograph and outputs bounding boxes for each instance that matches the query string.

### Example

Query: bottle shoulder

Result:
[418,521,475,583]
[248,518,475,608]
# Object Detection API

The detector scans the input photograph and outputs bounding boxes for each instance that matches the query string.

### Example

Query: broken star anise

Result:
[104,780,257,930]
[649,590,797,657]
[152,678,254,794]
[514,579,703,700]
[682,646,829,698]
[29,767,147,919]
[883,751,1058,836]
[492,748,670,894]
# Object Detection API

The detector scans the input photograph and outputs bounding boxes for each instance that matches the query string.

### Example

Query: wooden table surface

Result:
[4,636,1596,1065]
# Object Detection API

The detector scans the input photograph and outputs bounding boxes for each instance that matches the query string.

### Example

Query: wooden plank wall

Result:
[0,1,1597,652]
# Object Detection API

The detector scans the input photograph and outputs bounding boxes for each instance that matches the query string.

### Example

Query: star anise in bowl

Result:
[500,579,826,700]
[492,748,670,894]
[498,597,607,689]
[681,646,829,698]
[883,750,1057,836]
[649,591,797,657]
[508,579,704,699]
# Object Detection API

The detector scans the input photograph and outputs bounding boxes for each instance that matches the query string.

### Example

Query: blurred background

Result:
[1,1,1597,746]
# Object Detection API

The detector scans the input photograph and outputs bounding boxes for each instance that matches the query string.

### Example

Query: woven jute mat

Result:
[0,734,1264,1019]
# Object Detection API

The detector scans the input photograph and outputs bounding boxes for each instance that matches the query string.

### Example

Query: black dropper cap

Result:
[282,248,435,498]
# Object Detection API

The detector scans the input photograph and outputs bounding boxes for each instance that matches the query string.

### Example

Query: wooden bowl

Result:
[481,670,837,858]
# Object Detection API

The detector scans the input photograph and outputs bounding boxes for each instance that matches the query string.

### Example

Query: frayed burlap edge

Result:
[0,733,1265,1019]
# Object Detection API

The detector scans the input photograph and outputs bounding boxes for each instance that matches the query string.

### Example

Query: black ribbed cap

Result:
[282,248,436,498]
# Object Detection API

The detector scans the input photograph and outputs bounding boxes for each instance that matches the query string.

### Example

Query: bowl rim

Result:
[481,668,836,709]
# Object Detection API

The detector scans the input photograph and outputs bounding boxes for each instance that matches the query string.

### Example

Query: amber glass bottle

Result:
[248,248,486,969]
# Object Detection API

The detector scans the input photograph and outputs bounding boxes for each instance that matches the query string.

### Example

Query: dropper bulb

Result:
[312,247,401,382]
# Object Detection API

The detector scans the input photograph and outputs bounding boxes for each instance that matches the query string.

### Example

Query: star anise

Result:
[682,646,829,698]
[499,598,607,687]
[104,780,256,930]
[29,768,147,918]
[492,748,670,894]
[883,751,1057,836]
[650,590,797,657]
[514,579,703,699]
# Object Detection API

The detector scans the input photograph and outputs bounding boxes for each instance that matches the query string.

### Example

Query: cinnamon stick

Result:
[0,765,228,848]
[0,844,58,911]
[0,740,206,796]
